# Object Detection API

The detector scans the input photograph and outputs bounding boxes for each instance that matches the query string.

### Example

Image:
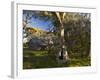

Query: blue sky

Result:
[29,17,53,31]
[23,11,53,32]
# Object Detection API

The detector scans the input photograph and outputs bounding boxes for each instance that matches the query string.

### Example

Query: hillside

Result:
[25,26,48,38]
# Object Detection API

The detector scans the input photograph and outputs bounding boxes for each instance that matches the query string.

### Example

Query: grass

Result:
[23,48,91,69]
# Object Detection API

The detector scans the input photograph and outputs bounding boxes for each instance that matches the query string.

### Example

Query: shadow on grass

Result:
[23,48,91,69]
[23,54,70,69]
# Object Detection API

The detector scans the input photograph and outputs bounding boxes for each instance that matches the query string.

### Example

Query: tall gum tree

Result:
[23,10,91,62]
[55,12,69,61]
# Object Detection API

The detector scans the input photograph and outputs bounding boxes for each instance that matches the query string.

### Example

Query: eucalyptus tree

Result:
[23,10,70,61]
[41,12,69,61]
[23,10,91,61]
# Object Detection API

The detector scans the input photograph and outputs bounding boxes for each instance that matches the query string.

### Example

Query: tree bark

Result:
[55,12,69,61]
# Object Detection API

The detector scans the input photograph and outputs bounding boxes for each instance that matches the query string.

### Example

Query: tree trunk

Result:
[56,12,69,62]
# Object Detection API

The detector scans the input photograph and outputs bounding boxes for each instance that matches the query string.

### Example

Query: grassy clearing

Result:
[23,48,91,69]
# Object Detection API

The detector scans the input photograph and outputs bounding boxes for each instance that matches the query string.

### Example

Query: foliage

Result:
[64,18,90,58]
[23,10,91,68]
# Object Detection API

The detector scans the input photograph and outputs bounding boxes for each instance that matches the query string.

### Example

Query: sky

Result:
[29,17,53,31]
[23,10,91,32]
[23,10,53,31]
